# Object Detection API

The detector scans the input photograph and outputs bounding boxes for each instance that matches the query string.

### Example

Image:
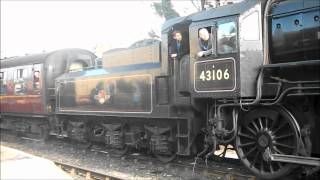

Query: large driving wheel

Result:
[235,107,299,179]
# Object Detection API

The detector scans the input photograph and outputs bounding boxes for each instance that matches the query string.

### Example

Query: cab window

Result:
[217,21,237,54]
[197,26,215,57]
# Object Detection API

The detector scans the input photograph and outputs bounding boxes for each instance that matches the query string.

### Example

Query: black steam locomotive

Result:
[1,0,319,179]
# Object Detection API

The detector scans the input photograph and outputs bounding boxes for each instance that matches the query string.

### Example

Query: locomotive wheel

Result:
[235,107,299,179]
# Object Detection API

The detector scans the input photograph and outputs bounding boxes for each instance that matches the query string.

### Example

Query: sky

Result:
[1,0,198,58]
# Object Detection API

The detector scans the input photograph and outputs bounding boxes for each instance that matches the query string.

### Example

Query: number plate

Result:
[194,58,236,92]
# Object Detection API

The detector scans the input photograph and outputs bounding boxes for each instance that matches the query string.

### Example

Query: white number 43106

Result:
[199,69,230,81]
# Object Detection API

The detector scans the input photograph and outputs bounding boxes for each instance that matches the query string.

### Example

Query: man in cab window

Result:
[197,28,213,57]
[170,30,188,60]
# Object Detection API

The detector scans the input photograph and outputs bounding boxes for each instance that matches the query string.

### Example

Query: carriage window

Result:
[33,71,40,90]
[217,21,237,54]
[0,71,7,95]
[14,68,27,94]
[16,68,28,80]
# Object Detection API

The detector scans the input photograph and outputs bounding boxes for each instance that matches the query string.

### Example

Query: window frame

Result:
[14,66,31,95]
[216,19,238,55]
[196,25,217,58]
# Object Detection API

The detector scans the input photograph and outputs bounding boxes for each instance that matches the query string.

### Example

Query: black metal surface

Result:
[270,0,320,63]
[58,74,152,113]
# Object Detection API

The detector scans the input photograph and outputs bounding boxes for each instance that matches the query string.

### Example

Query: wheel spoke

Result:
[265,117,269,129]
[260,160,264,172]
[274,133,294,140]
[270,118,277,130]
[250,151,260,168]
[270,112,280,130]
[273,121,288,134]
[243,146,257,159]
[273,146,286,155]
[245,126,257,136]
[251,120,260,132]
[274,142,294,150]
[258,117,264,130]
[238,141,255,148]
[238,132,254,140]
[269,163,274,174]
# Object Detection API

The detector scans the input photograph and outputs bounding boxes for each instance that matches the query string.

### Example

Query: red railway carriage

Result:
[0,49,96,133]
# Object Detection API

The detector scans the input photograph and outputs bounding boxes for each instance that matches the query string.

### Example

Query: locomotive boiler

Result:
[1,0,319,179]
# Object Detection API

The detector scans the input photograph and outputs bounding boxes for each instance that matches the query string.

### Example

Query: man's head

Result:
[172,30,182,41]
[199,28,210,41]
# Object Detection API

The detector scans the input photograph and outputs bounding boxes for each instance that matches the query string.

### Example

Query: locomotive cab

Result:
[189,0,264,99]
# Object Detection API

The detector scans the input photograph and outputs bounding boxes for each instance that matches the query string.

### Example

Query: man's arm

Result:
[197,48,212,57]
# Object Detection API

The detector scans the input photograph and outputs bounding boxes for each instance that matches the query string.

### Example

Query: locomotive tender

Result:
[1,0,320,179]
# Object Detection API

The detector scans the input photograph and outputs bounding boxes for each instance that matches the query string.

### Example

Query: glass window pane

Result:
[33,71,40,90]
[217,21,237,54]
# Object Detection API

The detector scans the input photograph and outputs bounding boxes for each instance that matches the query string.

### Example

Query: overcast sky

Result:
[1,1,197,58]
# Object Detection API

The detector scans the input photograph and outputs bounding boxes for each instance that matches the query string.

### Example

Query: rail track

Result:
[54,161,125,180]
[54,158,255,180]
[2,131,256,180]
[89,145,256,180]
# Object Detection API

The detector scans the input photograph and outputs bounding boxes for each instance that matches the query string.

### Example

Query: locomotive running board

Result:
[266,149,320,166]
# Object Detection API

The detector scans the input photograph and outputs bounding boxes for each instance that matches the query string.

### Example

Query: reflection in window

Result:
[217,21,237,54]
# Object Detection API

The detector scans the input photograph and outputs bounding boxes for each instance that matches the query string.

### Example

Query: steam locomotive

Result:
[1,0,319,179]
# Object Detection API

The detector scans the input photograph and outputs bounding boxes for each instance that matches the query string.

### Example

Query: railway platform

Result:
[0,145,73,180]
